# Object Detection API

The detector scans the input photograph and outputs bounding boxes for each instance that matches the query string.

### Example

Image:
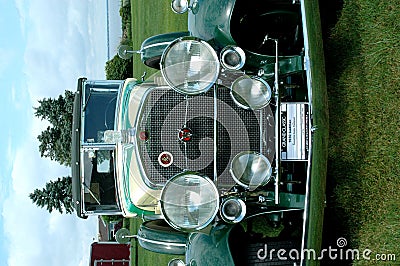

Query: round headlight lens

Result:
[160,37,220,95]
[160,172,219,231]
[230,151,272,190]
[230,76,272,110]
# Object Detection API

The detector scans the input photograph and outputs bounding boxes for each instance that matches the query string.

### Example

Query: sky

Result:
[0,0,122,265]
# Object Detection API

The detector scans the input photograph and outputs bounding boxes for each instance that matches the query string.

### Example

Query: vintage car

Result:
[71,0,328,265]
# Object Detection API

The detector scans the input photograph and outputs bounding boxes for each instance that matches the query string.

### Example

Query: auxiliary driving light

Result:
[220,45,246,70]
[220,197,246,224]
[230,76,272,110]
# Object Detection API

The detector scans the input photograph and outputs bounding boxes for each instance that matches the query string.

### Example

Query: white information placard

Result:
[280,103,309,161]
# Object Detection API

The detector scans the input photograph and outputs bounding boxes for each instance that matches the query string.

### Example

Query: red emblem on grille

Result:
[139,131,149,141]
[178,128,192,142]
[158,152,173,167]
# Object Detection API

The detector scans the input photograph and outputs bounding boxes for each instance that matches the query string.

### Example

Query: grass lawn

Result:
[130,0,188,78]
[321,0,400,264]
[302,1,329,265]
[128,218,185,266]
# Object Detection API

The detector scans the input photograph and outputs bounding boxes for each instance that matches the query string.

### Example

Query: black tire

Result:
[138,220,188,255]
[144,56,161,69]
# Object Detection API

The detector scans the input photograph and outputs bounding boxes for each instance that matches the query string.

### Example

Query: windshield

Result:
[82,148,120,213]
[82,82,120,143]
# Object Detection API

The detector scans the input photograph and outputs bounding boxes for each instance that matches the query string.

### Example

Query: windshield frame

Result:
[80,144,121,216]
[81,80,122,144]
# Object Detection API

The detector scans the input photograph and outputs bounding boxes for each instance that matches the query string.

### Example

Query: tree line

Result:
[29,91,75,214]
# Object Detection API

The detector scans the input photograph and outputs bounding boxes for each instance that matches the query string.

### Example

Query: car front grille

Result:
[136,86,275,192]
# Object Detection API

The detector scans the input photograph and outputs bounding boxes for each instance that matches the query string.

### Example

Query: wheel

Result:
[138,220,188,255]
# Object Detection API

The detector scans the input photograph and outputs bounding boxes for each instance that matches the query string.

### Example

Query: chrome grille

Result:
[136,86,275,191]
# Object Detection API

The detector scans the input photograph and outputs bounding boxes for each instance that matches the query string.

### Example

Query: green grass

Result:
[130,0,188,78]
[302,1,329,265]
[128,218,185,266]
[324,0,400,264]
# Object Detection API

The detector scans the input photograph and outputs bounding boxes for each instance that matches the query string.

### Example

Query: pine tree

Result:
[34,90,75,166]
[29,176,74,214]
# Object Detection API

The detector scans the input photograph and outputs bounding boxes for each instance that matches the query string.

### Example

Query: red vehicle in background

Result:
[89,242,130,266]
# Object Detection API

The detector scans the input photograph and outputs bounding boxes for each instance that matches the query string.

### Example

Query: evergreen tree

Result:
[29,176,74,214]
[34,90,75,166]
[105,54,133,80]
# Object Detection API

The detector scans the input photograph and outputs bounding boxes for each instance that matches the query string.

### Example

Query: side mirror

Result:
[168,259,185,266]
[118,45,142,60]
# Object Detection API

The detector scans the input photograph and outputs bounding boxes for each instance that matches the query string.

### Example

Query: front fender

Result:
[140,31,190,69]
[186,224,235,266]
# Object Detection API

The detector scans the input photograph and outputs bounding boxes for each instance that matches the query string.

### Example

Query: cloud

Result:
[6,134,13,169]
[22,0,109,103]
[2,133,97,266]
[1,0,124,265]
[10,83,29,111]
[14,0,27,36]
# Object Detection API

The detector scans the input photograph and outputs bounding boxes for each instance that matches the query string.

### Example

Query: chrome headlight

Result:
[160,37,220,95]
[160,172,219,231]
[230,76,272,110]
[170,0,199,14]
[230,151,272,190]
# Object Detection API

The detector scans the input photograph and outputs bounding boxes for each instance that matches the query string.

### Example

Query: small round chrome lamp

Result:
[230,76,272,110]
[171,0,199,14]
[220,197,246,224]
[160,36,220,95]
[220,45,246,70]
[168,259,185,266]
[230,151,273,190]
[171,0,189,14]
[160,172,220,232]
